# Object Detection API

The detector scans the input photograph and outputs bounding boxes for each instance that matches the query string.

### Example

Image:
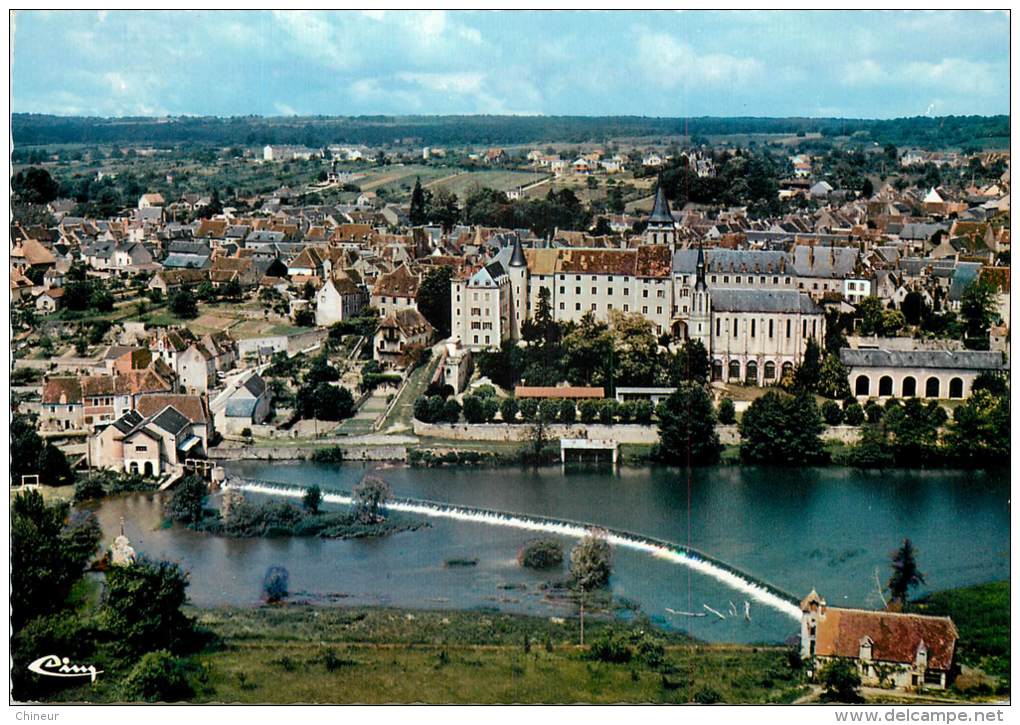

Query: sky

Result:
[10,10,1010,119]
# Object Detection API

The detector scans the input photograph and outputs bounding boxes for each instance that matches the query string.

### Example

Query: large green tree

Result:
[816,354,852,400]
[654,383,721,465]
[409,177,427,226]
[100,558,196,656]
[960,278,999,343]
[739,390,825,465]
[416,265,454,338]
[943,389,1009,466]
[12,167,61,204]
[669,339,710,386]
[12,491,102,628]
[12,413,74,487]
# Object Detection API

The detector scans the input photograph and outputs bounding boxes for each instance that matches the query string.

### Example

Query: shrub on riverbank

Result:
[310,446,345,463]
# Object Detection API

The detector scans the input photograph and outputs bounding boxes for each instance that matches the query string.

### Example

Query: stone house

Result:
[374,308,434,368]
[209,371,272,435]
[800,590,958,691]
[90,404,205,477]
[35,287,65,314]
[40,377,84,431]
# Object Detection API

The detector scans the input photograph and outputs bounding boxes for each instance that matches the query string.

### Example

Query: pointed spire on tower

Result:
[648,177,674,225]
[509,234,526,267]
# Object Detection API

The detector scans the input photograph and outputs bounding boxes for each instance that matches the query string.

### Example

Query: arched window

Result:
[781,361,794,378]
[949,377,964,399]
[745,361,758,384]
[902,377,917,397]
[129,462,139,475]
[712,359,723,382]
[925,377,940,398]
[143,461,154,477]
[764,361,777,380]
[728,360,741,381]
[879,376,893,397]
[855,375,870,396]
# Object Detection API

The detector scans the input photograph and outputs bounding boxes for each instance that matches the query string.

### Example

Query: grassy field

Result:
[913,582,1010,683]
[185,606,806,704]
[356,163,451,194]
[427,170,549,198]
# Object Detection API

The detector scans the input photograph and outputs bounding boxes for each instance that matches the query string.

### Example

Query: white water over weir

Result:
[228,479,803,621]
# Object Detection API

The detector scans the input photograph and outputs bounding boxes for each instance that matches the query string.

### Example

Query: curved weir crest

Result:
[228,479,803,621]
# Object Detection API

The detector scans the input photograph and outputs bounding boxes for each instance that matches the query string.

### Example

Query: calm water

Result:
[89,462,1009,644]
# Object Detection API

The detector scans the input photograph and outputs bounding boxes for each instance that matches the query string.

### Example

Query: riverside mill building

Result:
[450,184,825,386]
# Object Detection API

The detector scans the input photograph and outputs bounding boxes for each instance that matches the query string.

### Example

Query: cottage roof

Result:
[372,264,420,297]
[379,308,433,337]
[42,377,83,405]
[813,606,957,671]
[150,406,192,436]
[136,394,208,424]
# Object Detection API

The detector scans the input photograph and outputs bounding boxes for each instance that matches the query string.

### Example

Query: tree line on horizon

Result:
[12,113,1009,150]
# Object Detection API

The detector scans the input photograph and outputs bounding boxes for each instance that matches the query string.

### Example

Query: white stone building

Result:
[840,347,1008,400]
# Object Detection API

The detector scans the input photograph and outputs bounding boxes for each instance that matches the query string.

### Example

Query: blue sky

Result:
[11,10,1010,119]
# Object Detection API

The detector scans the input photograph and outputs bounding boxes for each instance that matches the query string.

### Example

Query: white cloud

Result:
[901,58,998,94]
[635,30,762,88]
[397,72,484,95]
[271,11,358,70]
[842,59,885,86]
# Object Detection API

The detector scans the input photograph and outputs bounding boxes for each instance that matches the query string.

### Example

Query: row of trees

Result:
[414,391,655,426]
[410,177,593,237]
[845,385,1009,468]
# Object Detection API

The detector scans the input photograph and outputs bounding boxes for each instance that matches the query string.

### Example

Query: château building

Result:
[449,183,826,386]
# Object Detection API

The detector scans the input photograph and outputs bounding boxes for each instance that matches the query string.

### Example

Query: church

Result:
[449,182,824,386]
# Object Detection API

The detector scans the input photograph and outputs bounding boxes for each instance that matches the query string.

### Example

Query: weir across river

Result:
[227,477,804,620]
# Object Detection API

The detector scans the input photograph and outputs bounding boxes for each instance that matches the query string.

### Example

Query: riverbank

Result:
[183,606,807,704]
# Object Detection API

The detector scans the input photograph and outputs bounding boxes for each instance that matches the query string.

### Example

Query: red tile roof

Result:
[813,607,958,671]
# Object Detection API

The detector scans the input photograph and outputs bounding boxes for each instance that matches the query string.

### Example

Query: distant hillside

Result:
[11,113,1009,150]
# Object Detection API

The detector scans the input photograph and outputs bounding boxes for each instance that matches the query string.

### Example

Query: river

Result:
[89,462,1009,644]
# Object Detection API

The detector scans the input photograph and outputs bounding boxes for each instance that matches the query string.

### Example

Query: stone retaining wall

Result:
[413,420,861,445]
[209,445,407,461]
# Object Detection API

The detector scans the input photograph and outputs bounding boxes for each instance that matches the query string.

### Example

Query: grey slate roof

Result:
[112,410,144,434]
[151,406,191,436]
[241,374,267,398]
[673,248,792,276]
[710,289,821,314]
[225,398,258,418]
[898,223,947,241]
[792,245,860,278]
[948,262,982,301]
[839,348,1007,371]
[163,253,211,269]
[509,236,526,267]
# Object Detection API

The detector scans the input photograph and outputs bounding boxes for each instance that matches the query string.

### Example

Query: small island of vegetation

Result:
[164,476,425,540]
